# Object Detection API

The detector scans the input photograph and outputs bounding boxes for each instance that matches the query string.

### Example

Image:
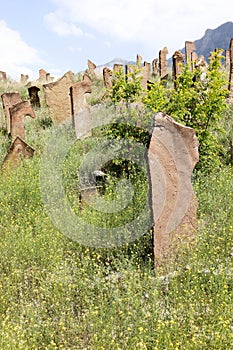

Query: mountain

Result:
[94,57,135,75]
[183,21,233,61]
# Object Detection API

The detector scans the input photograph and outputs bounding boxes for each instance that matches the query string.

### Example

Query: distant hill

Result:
[180,21,233,61]
[95,57,135,75]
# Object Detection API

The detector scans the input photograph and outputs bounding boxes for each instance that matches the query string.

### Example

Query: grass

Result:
[0,77,232,349]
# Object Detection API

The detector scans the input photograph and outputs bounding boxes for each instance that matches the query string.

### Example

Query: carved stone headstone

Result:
[225,49,230,71]
[172,50,184,86]
[228,38,233,99]
[113,64,123,72]
[103,67,112,89]
[144,61,151,79]
[185,41,196,69]
[9,100,36,140]
[125,64,149,89]
[70,74,92,138]
[136,54,142,67]
[0,71,7,82]
[148,112,199,264]
[159,47,169,79]
[38,69,48,82]
[87,59,96,77]
[1,92,22,134]
[28,86,41,108]
[152,58,159,78]
[43,70,75,124]
[20,74,29,85]
[2,136,34,169]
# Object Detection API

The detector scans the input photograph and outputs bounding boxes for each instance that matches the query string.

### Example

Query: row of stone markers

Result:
[1,92,35,169]
[0,61,200,265]
[1,68,93,169]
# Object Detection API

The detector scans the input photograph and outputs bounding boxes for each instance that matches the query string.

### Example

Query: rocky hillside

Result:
[185,21,233,60]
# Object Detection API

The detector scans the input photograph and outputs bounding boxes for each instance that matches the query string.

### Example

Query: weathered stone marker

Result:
[2,136,34,169]
[136,54,142,67]
[9,100,36,140]
[0,71,7,82]
[185,41,196,69]
[148,112,199,264]
[1,92,22,134]
[87,59,96,78]
[103,67,112,89]
[28,86,41,108]
[225,49,230,71]
[70,73,92,138]
[228,38,233,99]
[152,58,159,78]
[159,47,169,79]
[172,50,184,87]
[43,70,75,124]
[20,74,29,85]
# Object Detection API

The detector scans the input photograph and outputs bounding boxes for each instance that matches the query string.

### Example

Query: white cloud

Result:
[44,12,83,36]
[46,0,233,57]
[0,20,44,80]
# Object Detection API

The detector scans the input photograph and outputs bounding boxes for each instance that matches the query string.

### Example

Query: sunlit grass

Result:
[0,79,232,349]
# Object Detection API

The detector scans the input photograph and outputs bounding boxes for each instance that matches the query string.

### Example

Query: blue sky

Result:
[0,0,233,81]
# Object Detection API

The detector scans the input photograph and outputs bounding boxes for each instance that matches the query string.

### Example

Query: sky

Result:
[0,0,233,81]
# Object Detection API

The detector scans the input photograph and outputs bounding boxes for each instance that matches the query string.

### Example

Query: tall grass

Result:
[0,78,232,349]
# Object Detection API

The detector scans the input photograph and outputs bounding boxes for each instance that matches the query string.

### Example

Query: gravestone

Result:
[148,112,199,265]
[0,71,7,82]
[144,61,151,80]
[228,38,233,99]
[185,41,196,69]
[38,69,48,82]
[152,58,159,78]
[103,67,112,89]
[225,49,230,71]
[2,136,34,169]
[70,73,92,138]
[43,70,75,124]
[172,50,184,86]
[1,92,22,134]
[20,74,29,85]
[28,86,40,108]
[9,100,36,140]
[136,54,142,67]
[113,64,123,72]
[87,59,96,77]
[159,47,169,79]
[125,64,149,89]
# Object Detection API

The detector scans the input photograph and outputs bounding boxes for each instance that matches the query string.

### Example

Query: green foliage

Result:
[109,66,143,106]
[143,50,229,172]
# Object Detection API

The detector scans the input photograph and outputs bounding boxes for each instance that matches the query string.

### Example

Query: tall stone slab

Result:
[43,70,75,124]
[2,136,34,170]
[87,59,96,77]
[148,112,199,265]
[172,50,184,87]
[70,74,92,138]
[20,74,29,85]
[225,49,230,71]
[9,100,36,140]
[159,47,169,79]
[0,71,7,82]
[228,38,233,99]
[103,67,112,89]
[1,92,22,134]
[136,54,142,67]
[28,86,41,108]
[185,41,196,69]
[113,64,123,73]
[152,58,159,78]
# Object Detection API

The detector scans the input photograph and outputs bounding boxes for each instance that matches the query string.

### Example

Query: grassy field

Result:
[0,79,232,349]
